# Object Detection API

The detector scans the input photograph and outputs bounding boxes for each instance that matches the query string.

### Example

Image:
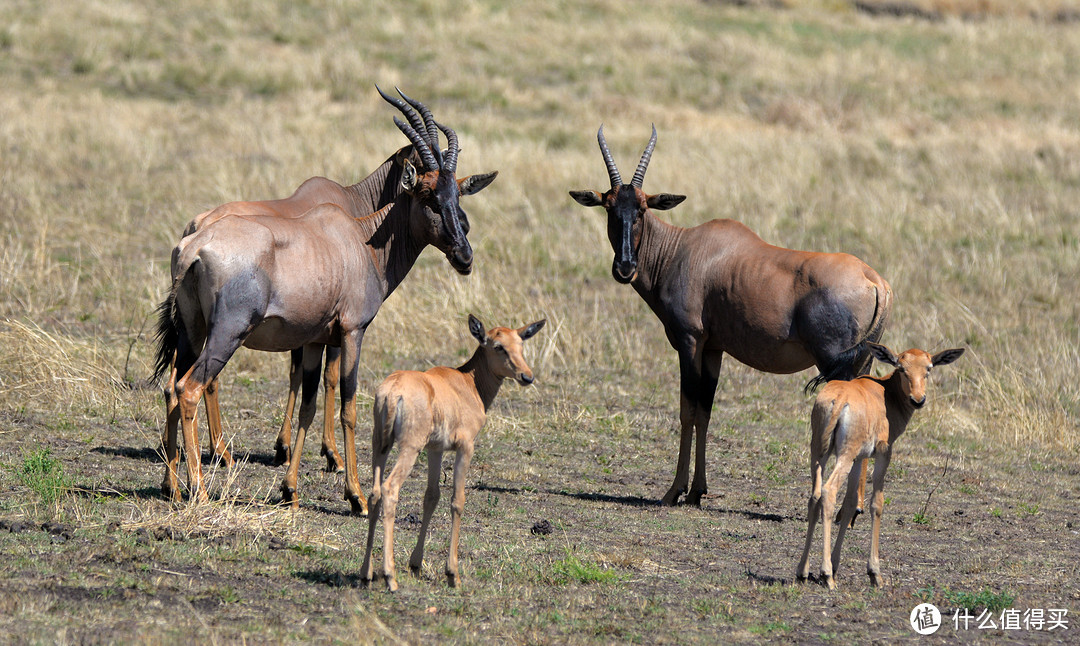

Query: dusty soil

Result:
[0,365,1076,645]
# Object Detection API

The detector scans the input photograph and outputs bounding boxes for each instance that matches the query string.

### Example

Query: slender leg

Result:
[274,349,303,467]
[687,350,722,507]
[320,345,345,472]
[338,331,368,515]
[820,456,854,590]
[381,444,422,592]
[176,372,209,504]
[867,450,891,587]
[837,458,868,527]
[829,461,864,588]
[361,398,393,586]
[409,449,443,578]
[446,444,474,589]
[662,344,701,506]
[280,346,322,508]
[161,360,183,502]
[203,377,233,467]
[796,457,824,582]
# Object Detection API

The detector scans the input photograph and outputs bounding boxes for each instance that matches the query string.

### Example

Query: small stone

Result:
[530,520,553,536]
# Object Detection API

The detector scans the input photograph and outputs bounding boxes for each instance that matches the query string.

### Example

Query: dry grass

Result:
[0,0,1077,641]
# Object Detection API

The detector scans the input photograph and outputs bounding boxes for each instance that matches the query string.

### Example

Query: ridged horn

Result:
[396,87,443,165]
[597,125,622,189]
[437,121,459,174]
[631,124,657,189]
[376,85,439,171]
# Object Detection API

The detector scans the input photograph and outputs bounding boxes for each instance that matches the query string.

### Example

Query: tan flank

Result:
[795,342,964,590]
[361,315,545,592]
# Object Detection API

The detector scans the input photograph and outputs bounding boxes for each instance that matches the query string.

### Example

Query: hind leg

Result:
[204,377,233,467]
[320,345,345,473]
[280,345,322,508]
[274,349,303,467]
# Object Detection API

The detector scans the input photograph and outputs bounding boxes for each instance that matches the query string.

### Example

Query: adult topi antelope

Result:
[153,89,498,511]
[570,125,892,507]
[361,314,545,591]
[795,342,964,589]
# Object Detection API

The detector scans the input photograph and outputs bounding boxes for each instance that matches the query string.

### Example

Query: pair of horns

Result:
[377,85,459,174]
[597,124,656,190]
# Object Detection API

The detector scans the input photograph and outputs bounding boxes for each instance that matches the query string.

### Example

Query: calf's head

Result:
[468,314,545,386]
[867,343,965,408]
[570,125,685,284]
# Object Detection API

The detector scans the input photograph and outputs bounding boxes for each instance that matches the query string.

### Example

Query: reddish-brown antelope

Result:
[152,89,498,511]
[156,87,494,502]
[795,342,964,589]
[360,314,545,591]
[570,125,892,507]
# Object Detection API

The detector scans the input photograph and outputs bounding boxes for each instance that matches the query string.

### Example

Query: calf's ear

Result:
[518,319,546,341]
[931,347,965,367]
[468,314,488,345]
[867,342,899,367]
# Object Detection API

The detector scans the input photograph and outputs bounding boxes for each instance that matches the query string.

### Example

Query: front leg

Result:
[338,329,368,516]
[866,450,891,587]
[446,445,474,589]
[686,349,722,507]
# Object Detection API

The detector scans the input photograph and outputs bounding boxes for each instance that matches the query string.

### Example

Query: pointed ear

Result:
[932,347,965,367]
[569,190,603,207]
[867,342,898,367]
[459,171,498,196]
[468,314,488,345]
[646,193,686,210]
[400,158,419,192]
[518,319,546,341]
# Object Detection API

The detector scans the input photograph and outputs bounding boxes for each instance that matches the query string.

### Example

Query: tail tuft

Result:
[151,293,178,384]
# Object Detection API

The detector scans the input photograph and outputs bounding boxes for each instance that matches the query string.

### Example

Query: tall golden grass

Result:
[0,0,1076,454]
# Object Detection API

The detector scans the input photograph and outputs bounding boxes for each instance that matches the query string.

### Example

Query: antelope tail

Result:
[804,280,893,395]
[151,291,178,385]
[373,395,405,456]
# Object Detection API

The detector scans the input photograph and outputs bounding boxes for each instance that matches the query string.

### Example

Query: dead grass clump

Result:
[0,318,123,414]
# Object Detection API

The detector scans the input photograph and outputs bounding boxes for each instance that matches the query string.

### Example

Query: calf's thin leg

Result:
[409,449,443,577]
[796,458,824,582]
[446,444,474,589]
[361,403,393,586]
[380,444,422,592]
[866,450,891,587]
[819,455,854,590]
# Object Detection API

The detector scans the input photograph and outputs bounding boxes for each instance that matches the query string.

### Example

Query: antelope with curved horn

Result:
[157,87,493,497]
[570,125,892,507]
[796,342,964,589]
[153,88,497,510]
[361,314,545,591]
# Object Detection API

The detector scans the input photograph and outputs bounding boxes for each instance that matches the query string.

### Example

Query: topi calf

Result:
[796,342,964,590]
[361,314,545,591]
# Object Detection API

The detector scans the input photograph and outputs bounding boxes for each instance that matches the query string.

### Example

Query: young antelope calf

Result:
[796,342,964,590]
[361,314,545,591]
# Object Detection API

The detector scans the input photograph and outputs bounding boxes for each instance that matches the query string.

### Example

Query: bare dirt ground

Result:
[1,361,1076,644]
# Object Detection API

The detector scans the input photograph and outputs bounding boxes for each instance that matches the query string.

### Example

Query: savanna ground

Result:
[1,0,1079,643]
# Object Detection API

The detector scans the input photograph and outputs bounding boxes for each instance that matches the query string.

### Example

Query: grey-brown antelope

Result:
[570,126,892,507]
[152,89,497,510]
[795,342,964,589]
[361,315,545,591]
